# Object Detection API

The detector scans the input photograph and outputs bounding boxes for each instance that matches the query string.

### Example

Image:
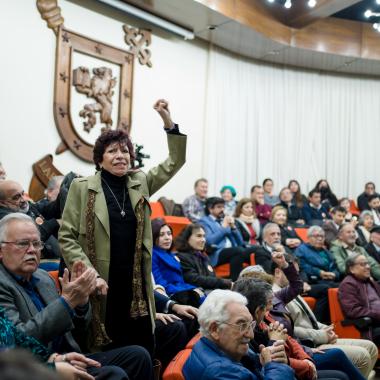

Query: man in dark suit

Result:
[365,225,380,264]
[322,206,346,248]
[302,189,330,226]
[0,212,153,380]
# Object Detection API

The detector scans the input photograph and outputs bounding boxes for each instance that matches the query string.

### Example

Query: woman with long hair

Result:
[234,198,261,245]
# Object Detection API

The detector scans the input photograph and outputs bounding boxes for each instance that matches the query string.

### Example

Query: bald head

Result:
[0,181,28,212]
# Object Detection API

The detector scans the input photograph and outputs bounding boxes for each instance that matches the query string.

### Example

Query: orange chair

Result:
[214,254,256,278]
[163,216,191,239]
[294,228,309,243]
[349,199,360,216]
[150,201,165,219]
[186,332,201,349]
[162,348,191,380]
[328,288,361,339]
[48,270,60,291]
[303,297,316,310]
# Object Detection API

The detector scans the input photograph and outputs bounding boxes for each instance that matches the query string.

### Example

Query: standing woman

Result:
[59,100,186,354]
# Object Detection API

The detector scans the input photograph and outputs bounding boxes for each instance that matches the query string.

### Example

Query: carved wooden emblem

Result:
[54,27,134,162]
[123,25,152,68]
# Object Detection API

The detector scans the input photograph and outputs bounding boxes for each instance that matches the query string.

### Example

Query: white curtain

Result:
[202,45,380,201]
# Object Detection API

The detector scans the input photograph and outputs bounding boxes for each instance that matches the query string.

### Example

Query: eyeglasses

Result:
[220,320,256,334]
[1,240,44,251]
[310,234,325,239]
[353,261,370,267]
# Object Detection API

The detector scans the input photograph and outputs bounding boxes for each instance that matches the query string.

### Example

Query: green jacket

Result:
[330,239,380,280]
[58,133,186,334]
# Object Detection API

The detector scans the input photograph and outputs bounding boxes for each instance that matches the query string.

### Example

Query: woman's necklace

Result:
[101,177,126,217]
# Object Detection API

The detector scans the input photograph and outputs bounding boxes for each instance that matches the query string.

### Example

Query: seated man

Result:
[367,194,380,226]
[199,197,255,280]
[339,253,380,346]
[182,178,208,222]
[0,213,153,380]
[183,289,294,380]
[330,223,380,280]
[302,189,330,226]
[357,182,377,212]
[365,225,380,263]
[323,206,347,247]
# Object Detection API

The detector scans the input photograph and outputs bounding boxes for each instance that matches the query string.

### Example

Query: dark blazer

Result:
[302,204,329,226]
[322,220,339,247]
[177,250,231,290]
[0,264,88,351]
[279,201,304,226]
[365,242,380,264]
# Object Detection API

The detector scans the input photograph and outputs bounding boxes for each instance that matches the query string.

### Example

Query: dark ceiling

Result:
[333,0,379,23]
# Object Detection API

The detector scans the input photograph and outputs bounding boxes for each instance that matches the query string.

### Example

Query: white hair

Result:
[198,289,247,337]
[0,213,37,243]
[262,222,279,238]
[307,225,324,238]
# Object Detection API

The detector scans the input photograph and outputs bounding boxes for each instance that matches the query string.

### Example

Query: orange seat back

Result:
[163,216,191,239]
[303,297,316,310]
[150,202,165,219]
[48,270,60,291]
[349,200,360,215]
[186,332,201,349]
[294,228,309,243]
[328,288,361,339]
[214,254,255,278]
[162,348,191,380]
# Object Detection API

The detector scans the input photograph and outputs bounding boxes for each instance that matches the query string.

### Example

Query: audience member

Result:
[365,225,380,264]
[322,206,347,247]
[330,223,380,280]
[302,189,330,226]
[339,197,358,223]
[183,289,294,380]
[45,176,64,203]
[356,211,375,247]
[288,179,307,208]
[199,197,255,281]
[357,182,377,212]
[278,187,305,226]
[0,213,154,380]
[339,253,380,345]
[59,100,186,354]
[367,194,380,225]
[234,198,261,245]
[182,178,208,222]
[315,179,338,209]
[0,163,6,180]
[263,178,279,207]
[270,205,301,251]
[152,218,203,307]
[175,223,233,291]
[220,185,237,216]
[250,185,272,225]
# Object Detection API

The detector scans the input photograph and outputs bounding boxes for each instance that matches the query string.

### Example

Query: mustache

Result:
[23,255,38,262]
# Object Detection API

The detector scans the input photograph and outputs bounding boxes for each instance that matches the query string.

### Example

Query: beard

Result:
[19,201,30,214]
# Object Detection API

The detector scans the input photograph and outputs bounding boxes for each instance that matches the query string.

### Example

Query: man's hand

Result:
[271,248,288,269]
[153,99,173,129]
[156,313,181,325]
[95,277,108,296]
[222,216,235,229]
[259,344,272,365]
[320,271,336,280]
[55,362,95,380]
[54,352,101,370]
[268,340,288,364]
[71,261,86,282]
[323,325,338,344]
[60,268,97,308]
[267,321,288,340]
[172,304,198,319]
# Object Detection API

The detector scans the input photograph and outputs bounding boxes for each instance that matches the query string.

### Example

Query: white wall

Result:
[0,0,208,202]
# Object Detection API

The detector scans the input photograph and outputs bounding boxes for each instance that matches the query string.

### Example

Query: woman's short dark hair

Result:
[151,218,173,248]
[175,223,205,252]
[93,129,135,171]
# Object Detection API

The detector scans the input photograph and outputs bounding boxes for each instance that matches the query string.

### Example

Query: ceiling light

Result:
[365,9,373,18]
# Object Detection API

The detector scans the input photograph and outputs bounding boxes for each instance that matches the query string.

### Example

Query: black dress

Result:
[101,170,153,353]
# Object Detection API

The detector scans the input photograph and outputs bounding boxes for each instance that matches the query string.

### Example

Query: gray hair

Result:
[47,176,64,191]
[0,213,38,243]
[262,222,280,238]
[198,289,247,337]
[307,225,324,238]
[345,252,364,274]
[359,210,374,225]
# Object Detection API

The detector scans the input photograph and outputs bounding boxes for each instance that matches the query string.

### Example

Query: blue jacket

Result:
[183,337,295,380]
[295,243,340,281]
[152,246,195,296]
[199,215,244,266]
[302,204,329,225]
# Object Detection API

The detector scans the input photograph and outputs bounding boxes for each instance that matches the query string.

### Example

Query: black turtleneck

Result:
[101,169,137,340]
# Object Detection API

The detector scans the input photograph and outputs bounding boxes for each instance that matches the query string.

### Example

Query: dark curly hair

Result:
[175,223,205,252]
[93,129,135,171]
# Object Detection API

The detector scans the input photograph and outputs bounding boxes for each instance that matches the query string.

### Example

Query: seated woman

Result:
[339,253,380,345]
[234,197,261,245]
[278,187,305,227]
[263,178,279,207]
[339,197,358,224]
[288,179,307,208]
[250,185,272,225]
[175,224,232,292]
[0,307,97,380]
[270,205,302,251]
[220,185,237,216]
[356,210,374,247]
[151,218,204,307]
[315,179,338,210]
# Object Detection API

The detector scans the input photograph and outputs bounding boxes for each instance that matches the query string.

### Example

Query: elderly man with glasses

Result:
[183,289,295,380]
[0,213,154,380]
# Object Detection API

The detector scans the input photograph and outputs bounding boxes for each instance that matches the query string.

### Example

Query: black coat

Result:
[365,242,380,264]
[177,251,231,290]
[279,201,304,226]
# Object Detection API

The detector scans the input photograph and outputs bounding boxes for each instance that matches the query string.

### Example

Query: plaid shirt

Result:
[182,194,206,222]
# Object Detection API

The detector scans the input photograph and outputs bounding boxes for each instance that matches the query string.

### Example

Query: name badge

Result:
[207,265,214,272]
